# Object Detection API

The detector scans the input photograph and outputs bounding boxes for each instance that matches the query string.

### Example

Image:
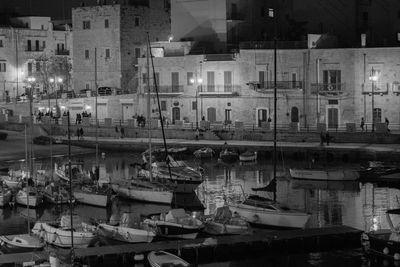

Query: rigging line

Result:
[146,33,174,193]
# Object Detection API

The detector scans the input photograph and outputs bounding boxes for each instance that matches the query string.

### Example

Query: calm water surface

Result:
[1,151,399,266]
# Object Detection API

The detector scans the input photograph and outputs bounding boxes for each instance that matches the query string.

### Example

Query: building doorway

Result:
[172,107,180,124]
[257,108,267,127]
[327,108,338,129]
[291,107,299,122]
[207,107,216,123]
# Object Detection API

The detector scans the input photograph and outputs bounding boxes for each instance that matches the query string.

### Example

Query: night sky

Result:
[0,0,100,21]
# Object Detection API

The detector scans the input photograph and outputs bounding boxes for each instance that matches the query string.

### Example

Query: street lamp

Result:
[49,77,63,120]
[369,68,378,132]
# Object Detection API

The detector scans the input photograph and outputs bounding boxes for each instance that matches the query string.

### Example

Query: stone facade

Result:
[0,17,72,102]
[135,44,400,130]
[72,2,171,94]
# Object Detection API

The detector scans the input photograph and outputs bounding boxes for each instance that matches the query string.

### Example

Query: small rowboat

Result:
[193,147,214,159]
[147,250,190,267]
[239,151,257,162]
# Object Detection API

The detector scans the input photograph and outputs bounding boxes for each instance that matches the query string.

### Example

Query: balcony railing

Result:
[55,49,70,56]
[146,85,184,94]
[362,82,389,95]
[248,81,303,90]
[311,83,346,95]
[26,47,45,52]
[204,54,235,61]
[199,85,241,95]
[240,41,308,50]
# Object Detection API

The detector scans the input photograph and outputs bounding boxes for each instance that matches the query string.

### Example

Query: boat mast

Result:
[146,35,153,182]
[146,33,173,182]
[27,83,34,232]
[95,47,99,180]
[67,111,74,257]
[273,5,277,202]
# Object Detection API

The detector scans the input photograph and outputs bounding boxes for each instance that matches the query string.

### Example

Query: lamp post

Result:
[49,77,63,122]
[26,76,35,227]
[190,76,203,130]
[369,68,377,132]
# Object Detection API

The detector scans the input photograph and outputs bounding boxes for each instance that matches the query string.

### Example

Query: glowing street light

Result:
[369,68,378,132]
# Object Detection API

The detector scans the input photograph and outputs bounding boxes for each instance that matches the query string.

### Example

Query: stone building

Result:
[71,1,171,94]
[136,42,400,131]
[0,16,72,102]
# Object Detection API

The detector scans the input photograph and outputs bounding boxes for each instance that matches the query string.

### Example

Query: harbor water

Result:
[0,151,398,266]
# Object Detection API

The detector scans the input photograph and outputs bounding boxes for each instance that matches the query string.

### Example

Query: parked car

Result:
[78,89,94,97]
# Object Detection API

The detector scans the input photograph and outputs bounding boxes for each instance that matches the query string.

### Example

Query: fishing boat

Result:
[54,161,92,184]
[32,214,96,248]
[0,93,45,253]
[289,168,359,181]
[15,187,43,208]
[111,178,173,205]
[228,194,310,229]
[144,208,205,239]
[96,212,156,243]
[0,187,12,207]
[203,206,249,235]
[139,156,203,193]
[147,251,190,267]
[0,170,24,189]
[142,146,188,162]
[219,148,239,163]
[0,234,45,253]
[239,151,257,162]
[362,209,400,261]
[73,183,112,207]
[193,147,214,159]
[42,183,72,205]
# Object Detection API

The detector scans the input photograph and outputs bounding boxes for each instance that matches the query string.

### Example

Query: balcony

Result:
[199,85,241,96]
[204,54,235,61]
[311,83,346,95]
[26,47,45,52]
[145,85,184,95]
[55,49,70,56]
[362,82,389,95]
[248,81,303,91]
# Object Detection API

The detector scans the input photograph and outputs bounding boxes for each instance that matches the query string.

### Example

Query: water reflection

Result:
[2,151,400,236]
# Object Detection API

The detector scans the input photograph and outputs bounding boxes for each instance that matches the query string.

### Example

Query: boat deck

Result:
[0,226,363,265]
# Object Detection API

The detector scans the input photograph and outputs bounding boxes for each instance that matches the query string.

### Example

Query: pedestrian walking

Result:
[320,132,324,146]
[80,128,84,140]
[115,125,119,138]
[385,117,390,132]
[120,127,125,138]
[195,128,200,140]
[326,131,330,146]
[76,128,80,140]
[360,117,365,132]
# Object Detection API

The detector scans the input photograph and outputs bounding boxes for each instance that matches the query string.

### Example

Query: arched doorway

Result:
[172,107,180,124]
[207,107,216,123]
[291,107,299,123]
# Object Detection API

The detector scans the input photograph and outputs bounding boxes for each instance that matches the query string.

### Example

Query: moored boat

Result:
[97,213,155,243]
[0,187,12,207]
[219,148,239,163]
[0,234,45,253]
[15,187,42,208]
[228,195,310,229]
[193,147,214,159]
[111,178,173,205]
[203,206,249,235]
[144,208,204,239]
[42,183,72,205]
[239,151,257,162]
[31,214,96,248]
[73,183,112,207]
[147,250,190,267]
[289,168,359,181]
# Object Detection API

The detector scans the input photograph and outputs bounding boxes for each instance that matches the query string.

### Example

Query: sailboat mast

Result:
[146,34,173,180]
[27,85,34,232]
[273,6,277,202]
[146,36,153,182]
[95,47,99,179]
[67,111,74,251]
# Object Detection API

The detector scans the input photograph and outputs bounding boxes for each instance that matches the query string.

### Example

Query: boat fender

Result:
[253,214,260,222]
[134,253,144,261]
[383,247,390,254]
[395,253,400,261]
[125,231,130,240]
[52,232,58,243]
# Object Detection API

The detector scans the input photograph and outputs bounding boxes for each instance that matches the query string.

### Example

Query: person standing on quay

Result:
[120,127,125,138]
[80,128,84,140]
[326,131,330,146]
[360,117,365,132]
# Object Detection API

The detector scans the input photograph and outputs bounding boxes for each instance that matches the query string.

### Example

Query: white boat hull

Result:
[97,223,155,243]
[0,234,45,252]
[32,222,95,248]
[147,251,190,267]
[228,203,310,229]
[289,168,359,181]
[73,191,109,207]
[15,191,42,208]
[111,182,173,205]
[144,220,204,239]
